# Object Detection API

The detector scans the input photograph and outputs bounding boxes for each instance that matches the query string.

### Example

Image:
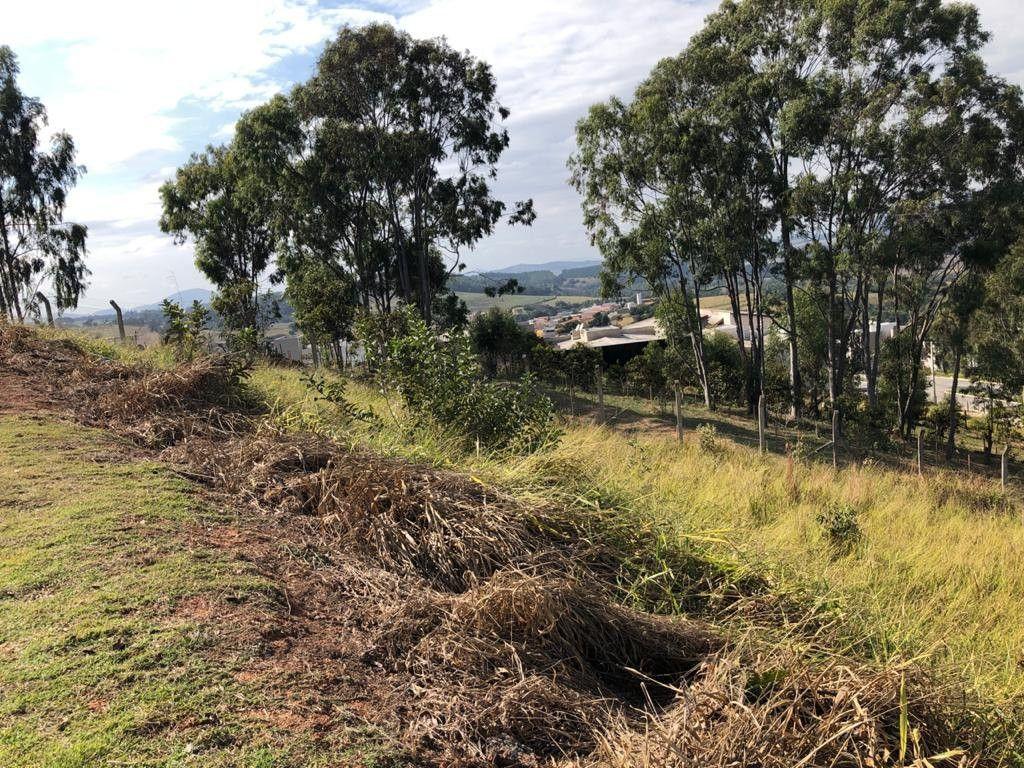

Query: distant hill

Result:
[493,259,601,274]
[134,289,214,312]
[450,264,604,296]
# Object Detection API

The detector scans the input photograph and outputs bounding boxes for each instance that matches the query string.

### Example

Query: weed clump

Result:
[816,500,862,555]
[696,423,721,454]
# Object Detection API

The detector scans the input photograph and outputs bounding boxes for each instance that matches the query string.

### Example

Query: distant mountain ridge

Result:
[64,289,215,319]
[133,289,214,312]
[491,259,602,275]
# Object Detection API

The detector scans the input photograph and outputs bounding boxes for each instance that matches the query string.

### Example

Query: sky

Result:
[5,0,1024,312]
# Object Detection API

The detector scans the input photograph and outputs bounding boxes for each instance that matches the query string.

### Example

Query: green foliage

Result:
[285,260,358,350]
[922,397,960,443]
[483,278,525,299]
[625,343,667,399]
[357,305,556,452]
[815,502,862,556]
[702,334,746,407]
[878,334,928,431]
[973,240,1024,398]
[160,299,209,361]
[561,344,602,391]
[469,308,538,378]
[302,372,376,425]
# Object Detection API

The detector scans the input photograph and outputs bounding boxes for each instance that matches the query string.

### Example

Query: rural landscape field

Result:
[3,0,1024,766]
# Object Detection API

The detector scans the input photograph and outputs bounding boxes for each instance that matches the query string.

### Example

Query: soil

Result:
[0,344,406,762]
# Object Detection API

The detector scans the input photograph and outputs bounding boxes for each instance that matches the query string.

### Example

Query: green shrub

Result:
[161,299,209,361]
[696,423,720,454]
[357,306,557,452]
[815,501,862,555]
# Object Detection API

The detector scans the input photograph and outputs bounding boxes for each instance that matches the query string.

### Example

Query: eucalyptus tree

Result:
[931,274,984,459]
[287,24,534,323]
[571,58,744,410]
[0,46,88,321]
[159,124,279,333]
[793,1,1022,437]
[882,56,1024,435]
[680,0,825,417]
[285,257,359,366]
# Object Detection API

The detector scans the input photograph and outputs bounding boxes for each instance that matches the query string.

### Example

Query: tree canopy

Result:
[571,0,1024,434]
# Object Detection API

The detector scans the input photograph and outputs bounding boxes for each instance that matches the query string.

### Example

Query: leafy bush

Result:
[161,299,209,361]
[357,305,557,452]
[469,308,538,378]
[695,423,720,454]
[302,373,376,425]
[815,501,862,555]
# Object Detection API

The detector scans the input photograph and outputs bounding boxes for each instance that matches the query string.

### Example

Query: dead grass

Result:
[0,325,1012,767]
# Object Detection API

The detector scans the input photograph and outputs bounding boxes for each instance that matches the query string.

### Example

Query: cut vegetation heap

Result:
[0,324,1012,766]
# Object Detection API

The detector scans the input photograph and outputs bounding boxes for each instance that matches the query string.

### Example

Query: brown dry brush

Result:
[0,328,999,766]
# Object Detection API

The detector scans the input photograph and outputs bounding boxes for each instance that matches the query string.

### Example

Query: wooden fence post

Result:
[674,382,683,443]
[917,428,925,476]
[831,409,839,469]
[109,300,126,342]
[595,365,605,424]
[785,442,795,499]
[1002,444,1010,489]
[758,394,767,455]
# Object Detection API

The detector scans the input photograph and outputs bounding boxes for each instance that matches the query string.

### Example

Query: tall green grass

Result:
[250,364,1024,711]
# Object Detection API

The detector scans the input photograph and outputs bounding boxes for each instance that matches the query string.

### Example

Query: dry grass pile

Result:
[585,653,978,768]
[82,357,255,446]
[0,323,255,445]
[0,323,129,402]
[0,328,997,766]
[168,429,578,593]
[181,427,979,766]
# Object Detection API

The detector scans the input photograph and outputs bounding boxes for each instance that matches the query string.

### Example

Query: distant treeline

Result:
[449,265,648,297]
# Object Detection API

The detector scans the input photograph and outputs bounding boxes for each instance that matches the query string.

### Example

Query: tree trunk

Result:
[781,222,802,418]
[945,344,962,462]
[867,274,886,409]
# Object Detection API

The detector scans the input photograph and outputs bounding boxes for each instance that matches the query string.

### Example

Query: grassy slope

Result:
[252,365,1024,718]
[0,414,393,767]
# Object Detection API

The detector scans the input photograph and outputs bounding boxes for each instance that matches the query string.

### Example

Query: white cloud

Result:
[400,0,715,121]
[7,0,393,173]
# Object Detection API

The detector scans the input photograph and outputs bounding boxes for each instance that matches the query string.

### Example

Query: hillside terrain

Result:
[1,326,1023,766]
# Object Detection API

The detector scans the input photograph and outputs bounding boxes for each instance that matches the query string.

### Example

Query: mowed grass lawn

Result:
[253,365,1024,724]
[0,414,392,767]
